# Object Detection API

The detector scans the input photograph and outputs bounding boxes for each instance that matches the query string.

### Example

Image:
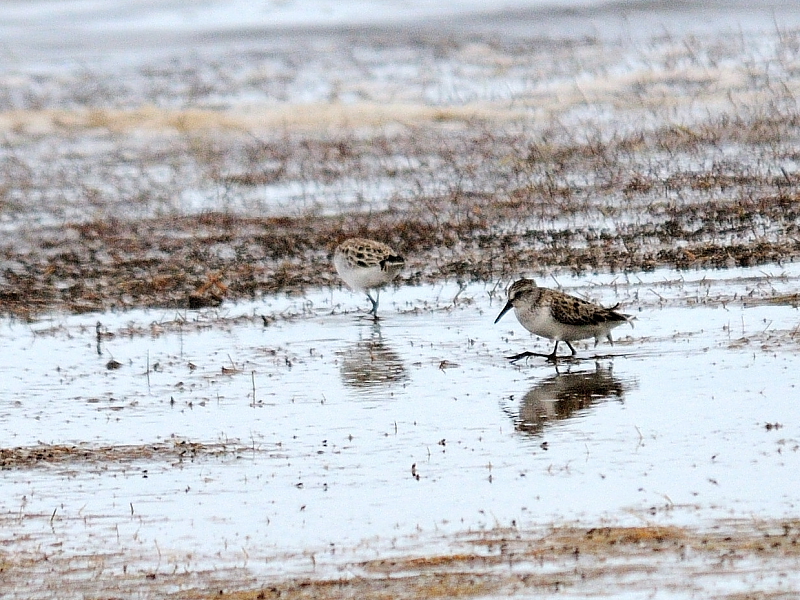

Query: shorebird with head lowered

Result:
[494,278,632,361]
[334,237,405,318]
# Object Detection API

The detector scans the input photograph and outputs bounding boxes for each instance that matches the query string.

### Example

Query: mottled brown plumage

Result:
[333,238,405,317]
[495,278,631,360]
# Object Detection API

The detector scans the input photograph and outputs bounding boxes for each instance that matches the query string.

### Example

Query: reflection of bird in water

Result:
[333,238,405,318]
[508,364,627,435]
[495,278,632,361]
[338,322,407,391]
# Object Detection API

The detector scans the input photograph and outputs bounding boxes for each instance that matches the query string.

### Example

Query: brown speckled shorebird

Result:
[494,278,632,361]
[333,238,405,318]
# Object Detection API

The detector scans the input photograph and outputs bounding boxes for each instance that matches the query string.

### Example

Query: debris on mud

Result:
[3,521,800,599]
[0,439,264,469]
[4,118,800,319]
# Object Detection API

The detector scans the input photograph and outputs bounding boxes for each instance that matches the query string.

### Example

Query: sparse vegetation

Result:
[3,110,800,317]
[3,520,800,599]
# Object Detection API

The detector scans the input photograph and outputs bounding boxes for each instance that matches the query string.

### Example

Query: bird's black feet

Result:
[506,350,556,363]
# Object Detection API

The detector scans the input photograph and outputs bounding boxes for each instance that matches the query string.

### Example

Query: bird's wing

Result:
[549,293,628,326]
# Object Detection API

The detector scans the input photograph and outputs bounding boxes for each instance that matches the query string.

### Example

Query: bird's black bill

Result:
[494,301,513,324]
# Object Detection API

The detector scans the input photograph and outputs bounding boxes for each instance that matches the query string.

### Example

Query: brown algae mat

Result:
[0,439,268,469]
[3,114,800,318]
[2,520,800,599]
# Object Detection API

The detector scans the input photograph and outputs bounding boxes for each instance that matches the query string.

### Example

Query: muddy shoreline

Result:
[3,5,800,319]
[3,114,800,318]
[3,519,800,599]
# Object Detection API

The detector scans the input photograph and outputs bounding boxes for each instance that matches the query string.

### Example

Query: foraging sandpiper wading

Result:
[495,278,632,361]
[334,238,405,318]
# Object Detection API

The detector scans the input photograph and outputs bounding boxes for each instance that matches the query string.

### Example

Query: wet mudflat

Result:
[2,265,800,598]
[4,0,800,597]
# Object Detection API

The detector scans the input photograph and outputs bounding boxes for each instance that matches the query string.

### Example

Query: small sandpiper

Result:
[334,238,405,318]
[494,278,632,361]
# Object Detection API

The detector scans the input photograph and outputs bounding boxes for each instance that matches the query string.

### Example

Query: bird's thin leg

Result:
[606,333,614,346]
[547,341,560,361]
[566,341,577,355]
[366,292,379,318]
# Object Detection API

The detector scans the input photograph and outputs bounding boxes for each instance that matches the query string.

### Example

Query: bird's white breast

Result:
[334,252,388,291]
[514,304,562,339]
[514,304,621,342]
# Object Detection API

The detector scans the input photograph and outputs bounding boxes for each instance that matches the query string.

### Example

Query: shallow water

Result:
[2,263,800,594]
